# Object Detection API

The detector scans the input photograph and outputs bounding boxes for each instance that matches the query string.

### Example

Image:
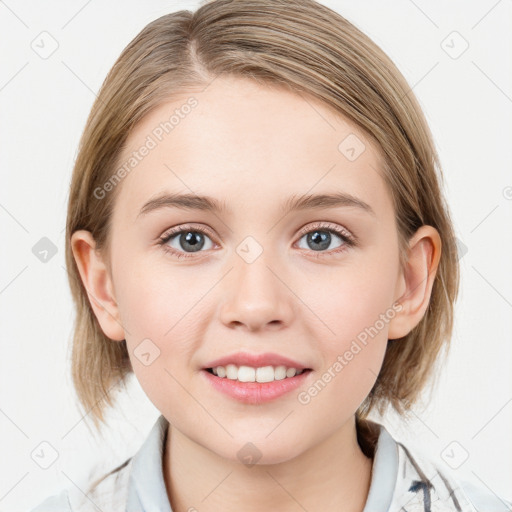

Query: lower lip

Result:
[201,369,313,404]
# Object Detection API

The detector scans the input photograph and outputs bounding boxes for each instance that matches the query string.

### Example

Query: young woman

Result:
[31,1,511,510]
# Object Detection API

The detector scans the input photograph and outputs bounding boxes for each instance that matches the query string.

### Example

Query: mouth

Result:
[201,366,314,404]
[203,366,313,382]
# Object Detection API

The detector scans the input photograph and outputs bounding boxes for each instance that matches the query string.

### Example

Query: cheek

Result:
[113,263,200,399]
[115,256,202,339]
[297,282,392,419]
[303,253,399,345]
[299,252,398,402]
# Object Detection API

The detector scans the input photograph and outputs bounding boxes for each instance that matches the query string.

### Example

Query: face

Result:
[98,76,406,463]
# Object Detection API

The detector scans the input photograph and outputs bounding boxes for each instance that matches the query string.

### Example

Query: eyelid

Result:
[158,221,357,258]
[296,221,354,241]
[157,223,217,260]
[159,222,354,244]
[159,223,217,242]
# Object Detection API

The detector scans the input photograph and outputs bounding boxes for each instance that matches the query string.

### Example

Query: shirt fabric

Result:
[30,414,512,512]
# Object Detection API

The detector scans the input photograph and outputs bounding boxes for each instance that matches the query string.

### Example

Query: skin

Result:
[72,75,441,512]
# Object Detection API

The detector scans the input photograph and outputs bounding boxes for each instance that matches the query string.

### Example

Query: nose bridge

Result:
[219,234,293,330]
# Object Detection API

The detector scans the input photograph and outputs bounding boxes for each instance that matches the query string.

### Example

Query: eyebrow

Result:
[137,191,376,218]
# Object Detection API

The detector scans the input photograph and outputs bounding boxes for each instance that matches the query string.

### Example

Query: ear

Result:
[70,230,125,341]
[388,225,442,340]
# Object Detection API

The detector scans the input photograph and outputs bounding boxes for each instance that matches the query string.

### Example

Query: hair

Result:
[65,0,460,436]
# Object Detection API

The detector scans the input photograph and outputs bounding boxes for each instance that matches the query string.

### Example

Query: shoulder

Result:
[29,489,72,512]
[28,458,133,512]
[459,479,512,512]
[393,440,512,511]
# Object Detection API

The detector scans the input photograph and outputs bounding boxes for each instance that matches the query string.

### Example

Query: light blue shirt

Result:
[29,414,512,511]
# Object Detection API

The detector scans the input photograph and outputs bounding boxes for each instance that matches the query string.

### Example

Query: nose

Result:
[219,250,295,332]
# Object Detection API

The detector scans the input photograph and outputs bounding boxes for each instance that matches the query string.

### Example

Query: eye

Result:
[295,222,356,256]
[158,222,357,260]
[158,224,215,259]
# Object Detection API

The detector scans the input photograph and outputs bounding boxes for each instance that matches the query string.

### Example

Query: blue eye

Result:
[158,222,356,259]
[297,228,350,253]
[294,222,355,257]
[158,225,214,259]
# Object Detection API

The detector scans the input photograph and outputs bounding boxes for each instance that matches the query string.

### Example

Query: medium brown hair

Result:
[65,0,460,435]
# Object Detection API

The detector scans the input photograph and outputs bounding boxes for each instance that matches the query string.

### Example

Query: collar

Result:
[362,420,398,511]
[126,414,172,512]
[125,414,398,512]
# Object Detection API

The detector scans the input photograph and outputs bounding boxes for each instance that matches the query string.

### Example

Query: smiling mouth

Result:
[201,365,314,404]
[204,366,313,382]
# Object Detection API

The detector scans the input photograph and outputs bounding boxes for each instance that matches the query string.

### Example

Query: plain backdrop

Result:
[1,1,511,510]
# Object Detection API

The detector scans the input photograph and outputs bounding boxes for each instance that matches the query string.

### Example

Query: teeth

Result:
[210,364,305,382]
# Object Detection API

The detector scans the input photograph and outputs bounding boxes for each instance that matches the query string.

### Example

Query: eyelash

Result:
[157,222,357,260]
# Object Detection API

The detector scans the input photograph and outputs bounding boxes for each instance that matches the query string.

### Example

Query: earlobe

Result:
[70,230,125,341]
[387,225,442,340]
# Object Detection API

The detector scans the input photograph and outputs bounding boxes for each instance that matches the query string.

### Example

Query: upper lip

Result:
[204,351,312,370]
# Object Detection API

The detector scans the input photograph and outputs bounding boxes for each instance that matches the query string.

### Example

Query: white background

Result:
[1,0,511,510]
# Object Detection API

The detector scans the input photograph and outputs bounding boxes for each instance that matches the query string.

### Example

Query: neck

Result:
[163,416,374,512]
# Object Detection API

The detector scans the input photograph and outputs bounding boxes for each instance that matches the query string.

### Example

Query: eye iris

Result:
[180,231,205,252]
[307,231,331,251]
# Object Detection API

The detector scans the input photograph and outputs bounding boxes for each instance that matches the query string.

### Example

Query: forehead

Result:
[112,75,391,222]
